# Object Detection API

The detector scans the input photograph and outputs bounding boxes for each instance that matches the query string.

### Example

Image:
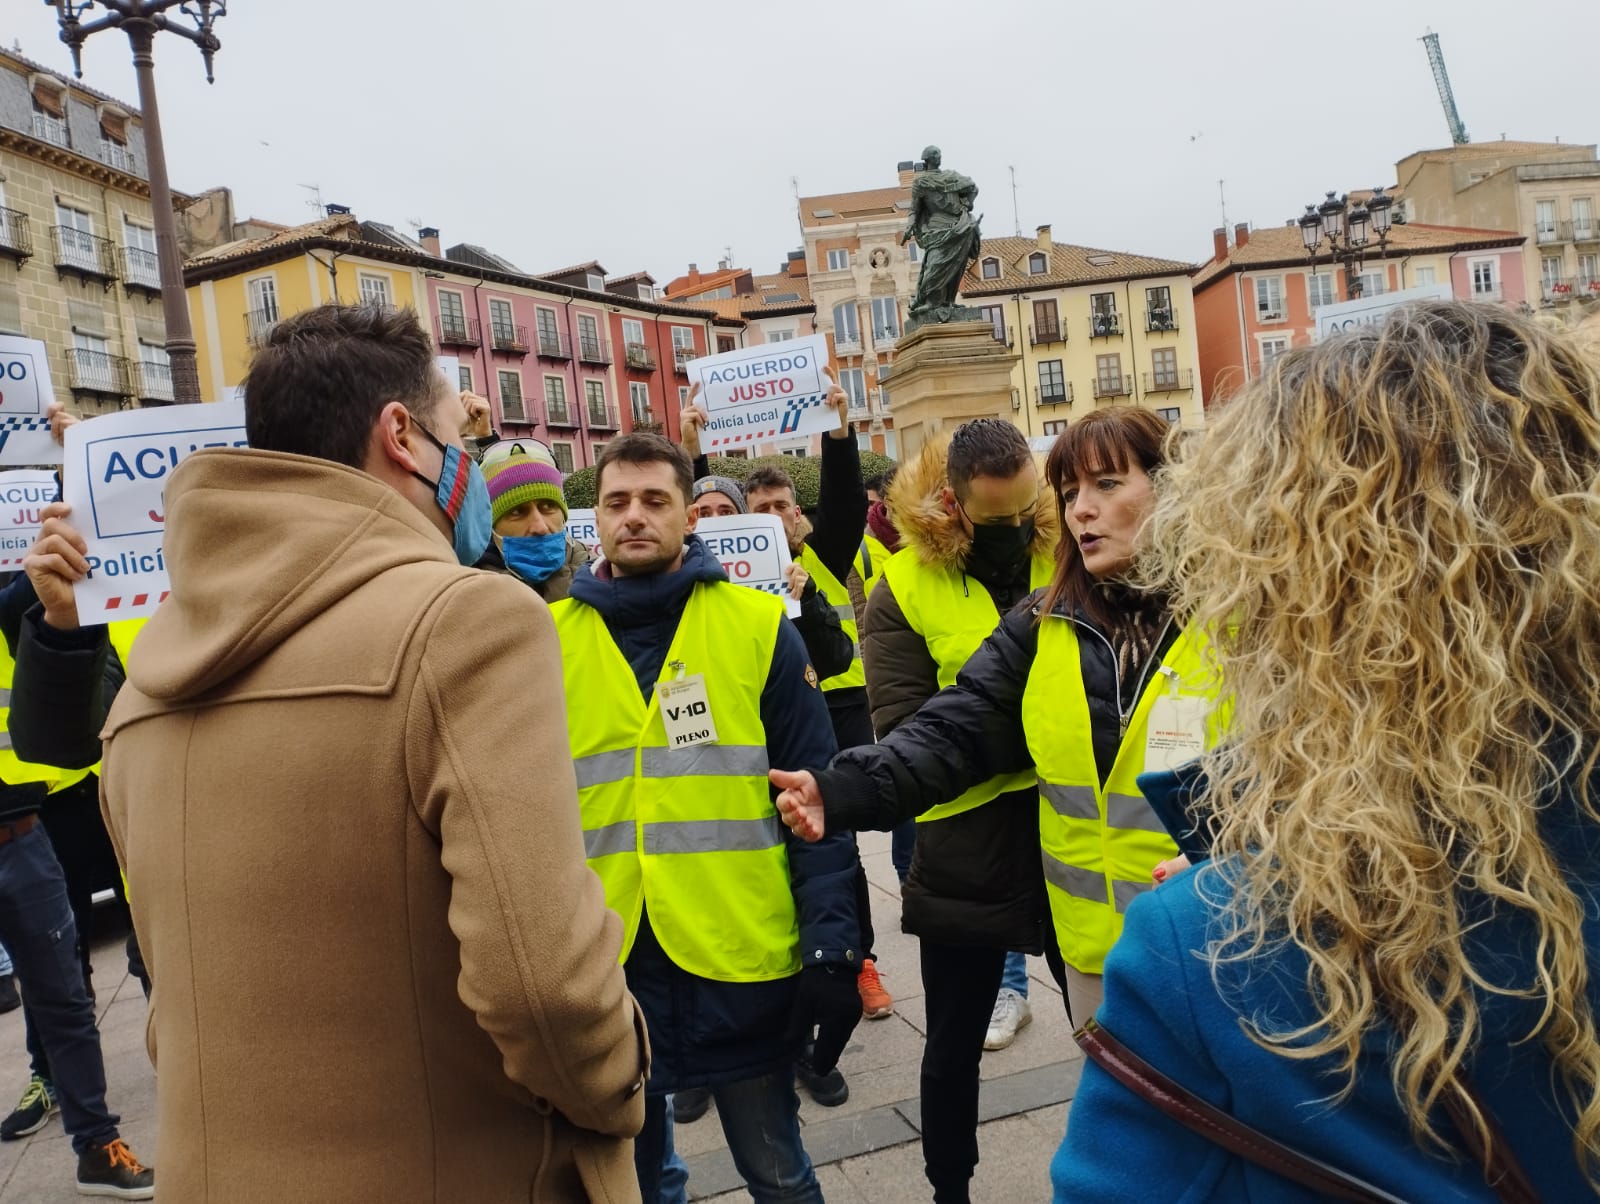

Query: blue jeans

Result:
[637,1069,821,1203]
[0,823,119,1154]
[1001,950,1029,998]
[891,820,915,884]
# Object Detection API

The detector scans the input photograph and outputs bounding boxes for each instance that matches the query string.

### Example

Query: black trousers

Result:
[829,693,878,963]
[919,941,1006,1203]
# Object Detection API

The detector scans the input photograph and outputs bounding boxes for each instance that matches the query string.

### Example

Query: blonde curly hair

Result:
[1142,301,1600,1177]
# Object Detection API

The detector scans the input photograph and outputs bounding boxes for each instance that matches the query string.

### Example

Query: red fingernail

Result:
[1153,866,1167,882]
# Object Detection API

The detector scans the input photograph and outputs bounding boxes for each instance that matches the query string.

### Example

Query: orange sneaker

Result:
[857,958,893,1019]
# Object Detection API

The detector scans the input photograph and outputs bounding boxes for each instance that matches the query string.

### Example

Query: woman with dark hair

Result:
[772,403,1219,1048]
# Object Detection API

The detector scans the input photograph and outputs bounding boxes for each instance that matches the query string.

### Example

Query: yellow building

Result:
[183,212,426,401]
[958,227,1202,435]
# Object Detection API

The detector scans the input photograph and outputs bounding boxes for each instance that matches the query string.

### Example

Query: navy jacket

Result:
[566,536,860,1091]
[1053,762,1600,1202]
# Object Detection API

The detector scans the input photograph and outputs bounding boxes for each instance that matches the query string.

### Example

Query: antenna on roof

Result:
[1009,166,1021,237]
[298,183,324,215]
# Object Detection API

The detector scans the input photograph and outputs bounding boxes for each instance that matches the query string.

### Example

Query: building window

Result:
[1307,273,1336,309]
[870,297,899,341]
[55,203,98,272]
[550,441,575,474]
[780,447,808,458]
[545,376,569,424]
[768,330,795,342]
[1470,258,1498,297]
[1574,198,1595,240]
[980,257,1000,280]
[489,298,516,343]
[678,385,690,405]
[1042,420,1068,436]
[1028,252,1047,275]
[696,285,733,300]
[1032,298,1059,339]
[122,220,159,287]
[536,307,561,354]
[246,275,279,342]
[1144,285,1175,329]
[1254,276,1284,320]
[1413,265,1437,287]
[671,327,695,367]
[1095,354,1124,396]
[839,368,867,408]
[979,304,1006,343]
[586,272,605,292]
[1156,407,1182,425]
[1536,199,1558,242]
[622,318,645,350]
[907,241,921,264]
[577,313,602,358]
[1258,336,1290,369]
[439,290,467,338]
[1357,270,1386,298]
[498,370,526,421]
[1038,360,1066,403]
[827,249,850,271]
[585,379,609,423]
[833,302,860,346]
[1542,255,1565,296]
[357,273,392,307]
[629,381,651,423]
[1151,347,1179,389]
[458,364,473,392]
[717,335,737,354]
[1578,253,1600,291]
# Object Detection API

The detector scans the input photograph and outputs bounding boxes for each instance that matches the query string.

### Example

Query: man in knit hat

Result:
[690,475,746,519]
[482,442,591,603]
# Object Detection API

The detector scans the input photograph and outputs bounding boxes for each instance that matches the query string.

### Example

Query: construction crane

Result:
[1421,30,1469,146]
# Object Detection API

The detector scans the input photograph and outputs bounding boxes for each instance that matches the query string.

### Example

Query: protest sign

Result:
[436,356,460,390]
[694,513,800,618]
[63,400,248,623]
[565,508,600,556]
[0,335,63,466]
[1314,282,1452,340]
[686,334,838,452]
[0,470,60,568]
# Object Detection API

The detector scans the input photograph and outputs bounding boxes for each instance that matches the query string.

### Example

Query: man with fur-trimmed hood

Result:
[856,418,1057,1203]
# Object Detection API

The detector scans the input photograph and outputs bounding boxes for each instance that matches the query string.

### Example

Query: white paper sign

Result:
[63,400,249,623]
[686,334,838,452]
[0,335,62,466]
[436,356,460,389]
[0,470,60,569]
[694,513,800,618]
[565,507,600,556]
[1314,282,1453,341]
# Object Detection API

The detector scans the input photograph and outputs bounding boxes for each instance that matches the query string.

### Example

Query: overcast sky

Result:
[15,1,1599,280]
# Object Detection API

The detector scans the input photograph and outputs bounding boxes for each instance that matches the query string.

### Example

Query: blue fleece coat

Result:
[566,536,859,1093]
[1052,764,1600,1203]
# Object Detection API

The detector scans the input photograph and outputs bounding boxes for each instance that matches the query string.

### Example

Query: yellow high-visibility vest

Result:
[73,618,148,783]
[550,582,801,983]
[1021,618,1221,974]
[853,535,891,599]
[881,547,1053,823]
[0,636,76,794]
[797,544,865,692]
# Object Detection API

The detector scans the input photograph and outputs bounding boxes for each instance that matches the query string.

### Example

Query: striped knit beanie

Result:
[482,450,568,524]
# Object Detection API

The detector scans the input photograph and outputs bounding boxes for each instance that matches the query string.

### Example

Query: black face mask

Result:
[965,519,1036,584]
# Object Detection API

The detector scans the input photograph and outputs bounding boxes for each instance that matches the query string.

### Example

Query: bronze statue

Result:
[900,145,984,329]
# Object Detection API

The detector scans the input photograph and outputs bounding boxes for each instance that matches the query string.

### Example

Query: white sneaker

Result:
[984,987,1032,1050]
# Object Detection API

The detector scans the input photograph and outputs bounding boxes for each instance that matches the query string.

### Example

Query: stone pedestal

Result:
[884,320,1020,463]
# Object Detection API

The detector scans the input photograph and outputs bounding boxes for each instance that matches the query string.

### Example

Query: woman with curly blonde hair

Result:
[1053,300,1600,1201]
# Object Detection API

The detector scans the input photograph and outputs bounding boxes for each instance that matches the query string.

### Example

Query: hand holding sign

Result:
[685,334,840,453]
[24,501,87,632]
[693,513,801,618]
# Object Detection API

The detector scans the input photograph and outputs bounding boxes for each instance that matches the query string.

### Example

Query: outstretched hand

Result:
[770,768,826,842]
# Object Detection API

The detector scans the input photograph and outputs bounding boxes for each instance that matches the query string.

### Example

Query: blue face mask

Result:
[502,531,568,583]
[413,425,493,567]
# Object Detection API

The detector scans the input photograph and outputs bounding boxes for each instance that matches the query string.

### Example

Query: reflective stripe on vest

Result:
[551,582,801,983]
[1021,618,1221,975]
[73,618,149,785]
[853,535,891,600]
[881,546,1053,824]
[797,544,865,691]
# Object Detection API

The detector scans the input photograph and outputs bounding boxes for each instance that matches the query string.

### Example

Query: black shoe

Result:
[672,1086,712,1124]
[75,1137,154,1199]
[0,1076,56,1140]
[0,975,18,1015]
[795,1056,849,1107]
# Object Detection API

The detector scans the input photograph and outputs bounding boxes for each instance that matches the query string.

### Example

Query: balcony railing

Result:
[1580,277,1600,296]
[536,329,571,360]
[69,349,130,395]
[123,245,161,291]
[1143,369,1194,393]
[32,112,69,149]
[1093,377,1133,399]
[1034,382,1073,407]
[873,328,899,350]
[491,323,529,353]
[137,359,175,403]
[1470,285,1503,303]
[1543,278,1578,303]
[587,402,621,430]
[100,141,135,173]
[834,333,863,355]
[437,316,481,347]
[632,411,663,434]
[246,307,280,347]
[53,227,118,279]
[578,336,612,365]
[1574,223,1600,243]
[1536,221,1573,245]
[1145,308,1179,334]
[624,342,656,371]
[1089,313,1123,339]
[500,395,529,423]
[673,345,696,373]
[546,402,577,427]
[1029,321,1064,346]
[0,208,32,261]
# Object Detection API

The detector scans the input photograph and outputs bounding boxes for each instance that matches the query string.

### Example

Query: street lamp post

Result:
[45,1,225,405]
[1298,187,1395,299]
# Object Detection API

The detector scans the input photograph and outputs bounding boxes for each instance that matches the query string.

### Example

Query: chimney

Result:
[325,203,351,216]
[686,263,701,289]
[418,226,440,257]
[1234,222,1251,249]
[897,159,916,188]
[1036,223,1052,251]
[1213,227,1229,263]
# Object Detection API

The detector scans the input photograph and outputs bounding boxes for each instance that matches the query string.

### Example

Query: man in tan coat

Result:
[88,304,647,1201]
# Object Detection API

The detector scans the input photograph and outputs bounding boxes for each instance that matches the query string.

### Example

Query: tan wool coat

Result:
[99,449,647,1203]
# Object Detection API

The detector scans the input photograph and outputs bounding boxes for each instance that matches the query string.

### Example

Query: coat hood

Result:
[124,448,459,703]
[886,434,1056,573]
